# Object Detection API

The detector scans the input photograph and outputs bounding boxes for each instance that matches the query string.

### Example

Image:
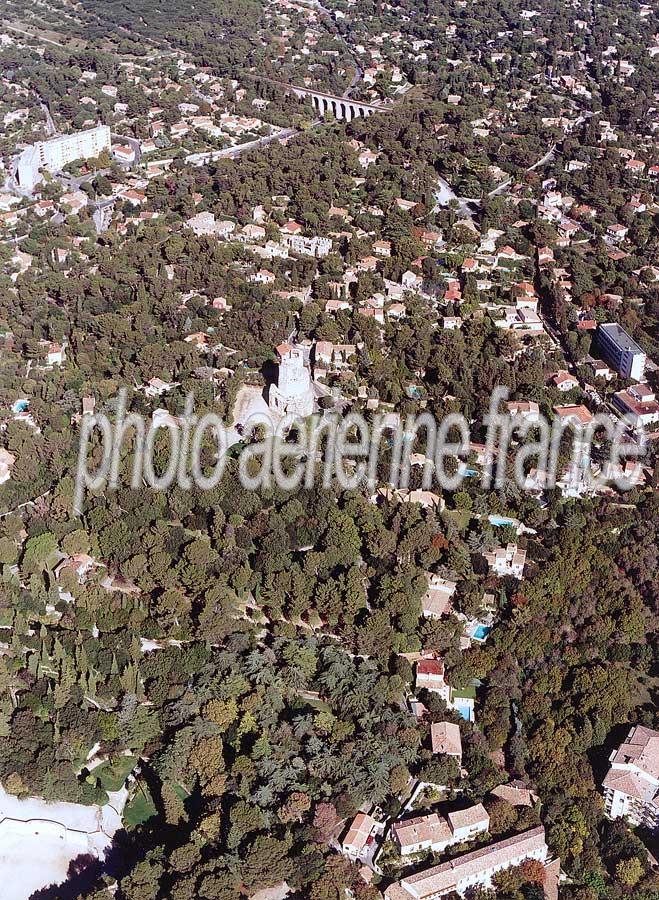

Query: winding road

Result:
[434,142,558,216]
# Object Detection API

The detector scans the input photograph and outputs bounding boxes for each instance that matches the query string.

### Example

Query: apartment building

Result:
[280,232,333,257]
[603,725,659,830]
[385,826,550,899]
[16,125,111,191]
[597,323,647,381]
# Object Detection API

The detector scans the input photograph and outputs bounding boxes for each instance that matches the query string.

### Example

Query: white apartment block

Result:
[281,233,333,257]
[597,323,647,382]
[16,125,111,191]
[385,826,550,899]
[603,725,659,830]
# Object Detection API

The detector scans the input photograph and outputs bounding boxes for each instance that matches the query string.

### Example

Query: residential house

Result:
[430,722,462,764]
[607,223,629,241]
[113,144,136,164]
[143,377,179,398]
[483,543,527,579]
[0,447,15,484]
[490,781,539,808]
[250,269,276,284]
[614,384,659,428]
[358,149,378,168]
[373,239,392,257]
[392,814,452,856]
[551,370,579,392]
[448,805,490,843]
[415,657,451,702]
[553,404,593,428]
[505,400,540,423]
[392,804,488,857]
[342,812,379,861]
[422,575,457,619]
[603,725,659,831]
[42,341,65,366]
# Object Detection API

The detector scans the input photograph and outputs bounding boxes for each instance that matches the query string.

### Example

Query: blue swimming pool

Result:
[488,514,516,527]
[453,698,474,722]
[12,399,29,413]
[473,624,491,641]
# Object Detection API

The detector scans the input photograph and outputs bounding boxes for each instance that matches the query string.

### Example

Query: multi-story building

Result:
[613,384,659,429]
[603,725,659,830]
[385,826,550,899]
[268,343,315,418]
[483,543,526,579]
[16,125,111,191]
[392,804,489,856]
[342,811,379,861]
[597,323,647,381]
[281,232,333,257]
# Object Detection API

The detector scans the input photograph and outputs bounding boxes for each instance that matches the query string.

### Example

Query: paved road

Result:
[111,132,142,165]
[40,101,57,137]
[5,23,64,46]
[488,143,557,197]
[149,126,305,169]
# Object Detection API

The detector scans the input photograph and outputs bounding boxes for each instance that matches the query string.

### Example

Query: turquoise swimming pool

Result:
[473,624,491,641]
[488,514,516,527]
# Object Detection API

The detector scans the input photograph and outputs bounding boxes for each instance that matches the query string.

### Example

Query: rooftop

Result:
[342,812,376,852]
[431,721,462,757]
[399,826,547,898]
[609,725,659,780]
[599,322,645,356]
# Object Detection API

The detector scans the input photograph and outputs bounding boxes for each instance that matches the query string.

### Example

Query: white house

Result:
[342,812,378,861]
[415,658,451,702]
[603,725,659,830]
[483,544,526,579]
[392,804,488,857]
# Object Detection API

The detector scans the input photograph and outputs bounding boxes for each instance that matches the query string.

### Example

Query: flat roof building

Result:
[16,125,111,192]
[597,323,646,381]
